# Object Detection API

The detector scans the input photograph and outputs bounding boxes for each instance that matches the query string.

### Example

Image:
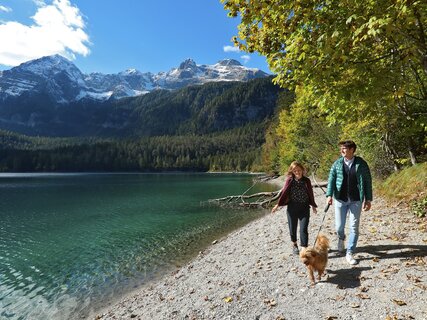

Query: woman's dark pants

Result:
[286,202,310,247]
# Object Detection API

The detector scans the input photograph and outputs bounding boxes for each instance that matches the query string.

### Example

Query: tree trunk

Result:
[381,133,401,171]
[409,150,417,165]
[408,137,418,165]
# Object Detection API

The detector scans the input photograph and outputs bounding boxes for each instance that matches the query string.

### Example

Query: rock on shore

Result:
[94,178,427,320]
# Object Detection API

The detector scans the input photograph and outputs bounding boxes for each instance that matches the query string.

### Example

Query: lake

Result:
[0,173,276,319]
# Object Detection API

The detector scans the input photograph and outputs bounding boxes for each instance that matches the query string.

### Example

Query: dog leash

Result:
[310,169,331,247]
[313,203,330,246]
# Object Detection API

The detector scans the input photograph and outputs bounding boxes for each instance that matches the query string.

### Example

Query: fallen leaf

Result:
[391,299,407,306]
[326,317,338,320]
[350,303,360,308]
[415,257,426,265]
[381,267,398,274]
[372,257,380,262]
[356,293,370,299]
[414,283,427,290]
[223,296,233,303]
[406,274,422,283]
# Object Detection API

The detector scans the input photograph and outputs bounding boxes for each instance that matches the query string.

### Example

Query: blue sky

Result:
[0,0,270,74]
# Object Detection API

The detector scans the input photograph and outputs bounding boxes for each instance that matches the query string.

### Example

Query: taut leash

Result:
[310,168,331,247]
[313,203,330,246]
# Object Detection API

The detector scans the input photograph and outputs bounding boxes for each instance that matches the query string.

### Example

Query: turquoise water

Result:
[0,173,275,319]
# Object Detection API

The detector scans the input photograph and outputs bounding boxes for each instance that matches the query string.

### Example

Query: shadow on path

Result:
[358,244,427,261]
[326,266,371,289]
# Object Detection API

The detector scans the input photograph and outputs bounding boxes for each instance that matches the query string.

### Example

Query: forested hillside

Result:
[113,76,280,136]
[0,124,267,172]
[0,75,286,172]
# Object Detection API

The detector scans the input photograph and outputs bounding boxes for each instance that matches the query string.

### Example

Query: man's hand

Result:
[312,206,317,214]
[363,201,371,211]
[327,196,333,205]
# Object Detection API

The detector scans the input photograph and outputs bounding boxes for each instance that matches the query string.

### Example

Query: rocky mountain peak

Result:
[19,54,76,72]
[179,59,197,70]
[120,68,143,76]
[217,59,242,67]
[15,54,85,85]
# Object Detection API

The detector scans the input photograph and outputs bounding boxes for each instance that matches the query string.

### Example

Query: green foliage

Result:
[270,91,341,179]
[260,90,295,174]
[222,0,427,168]
[411,196,427,218]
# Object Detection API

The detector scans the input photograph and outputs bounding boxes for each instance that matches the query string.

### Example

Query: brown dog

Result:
[299,235,330,285]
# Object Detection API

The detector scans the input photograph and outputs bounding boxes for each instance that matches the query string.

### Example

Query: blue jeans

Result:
[334,199,362,253]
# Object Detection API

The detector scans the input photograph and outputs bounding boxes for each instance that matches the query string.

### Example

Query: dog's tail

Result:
[315,234,330,250]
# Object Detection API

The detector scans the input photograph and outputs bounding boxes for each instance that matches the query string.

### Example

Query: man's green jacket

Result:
[326,156,373,202]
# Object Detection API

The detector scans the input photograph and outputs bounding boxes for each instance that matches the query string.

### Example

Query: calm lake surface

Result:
[0,173,276,319]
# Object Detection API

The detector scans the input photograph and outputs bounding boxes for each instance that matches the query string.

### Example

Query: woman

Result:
[271,161,318,254]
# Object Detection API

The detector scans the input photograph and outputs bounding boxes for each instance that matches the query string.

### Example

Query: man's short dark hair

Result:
[339,140,357,151]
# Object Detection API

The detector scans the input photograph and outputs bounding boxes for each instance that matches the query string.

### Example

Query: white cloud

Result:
[223,45,240,53]
[0,5,12,12]
[0,0,90,66]
[32,0,47,6]
[240,55,250,64]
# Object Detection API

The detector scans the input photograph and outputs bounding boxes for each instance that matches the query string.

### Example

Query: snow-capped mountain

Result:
[0,55,87,104]
[0,55,268,104]
[152,58,267,89]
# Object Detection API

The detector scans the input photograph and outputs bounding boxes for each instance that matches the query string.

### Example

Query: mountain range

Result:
[0,55,268,103]
[0,55,279,138]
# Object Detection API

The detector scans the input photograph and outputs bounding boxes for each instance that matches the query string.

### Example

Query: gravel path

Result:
[94,179,427,320]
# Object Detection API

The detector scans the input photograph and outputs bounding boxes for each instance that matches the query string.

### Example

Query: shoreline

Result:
[93,176,427,320]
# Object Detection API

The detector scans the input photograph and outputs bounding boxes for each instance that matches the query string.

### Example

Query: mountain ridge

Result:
[0,55,269,104]
[0,75,281,138]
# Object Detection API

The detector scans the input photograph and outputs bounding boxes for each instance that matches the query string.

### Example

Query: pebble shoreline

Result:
[93,177,427,320]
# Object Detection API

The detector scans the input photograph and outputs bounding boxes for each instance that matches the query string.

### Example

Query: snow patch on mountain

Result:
[0,55,269,104]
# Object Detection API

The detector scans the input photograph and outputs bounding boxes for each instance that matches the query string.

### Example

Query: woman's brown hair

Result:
[286,161,306,177]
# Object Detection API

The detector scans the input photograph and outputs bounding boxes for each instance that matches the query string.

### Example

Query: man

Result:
[326,140,373,265]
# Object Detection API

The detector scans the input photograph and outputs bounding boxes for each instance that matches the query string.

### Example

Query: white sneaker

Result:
[337,239,345,253]
[346,253,358,265]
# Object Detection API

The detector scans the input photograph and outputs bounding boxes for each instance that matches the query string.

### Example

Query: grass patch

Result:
[376,162,427,217]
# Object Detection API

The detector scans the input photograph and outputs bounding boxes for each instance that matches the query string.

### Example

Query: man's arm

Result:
[325,162,337,198]
[363,161,373,211]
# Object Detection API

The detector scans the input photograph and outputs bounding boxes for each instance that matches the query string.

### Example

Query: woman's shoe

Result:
[292,245,299,255]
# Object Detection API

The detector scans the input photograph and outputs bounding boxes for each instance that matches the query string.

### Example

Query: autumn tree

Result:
[222,0,427,169]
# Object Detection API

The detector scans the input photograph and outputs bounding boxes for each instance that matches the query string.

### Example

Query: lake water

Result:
[0,173,276,319]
